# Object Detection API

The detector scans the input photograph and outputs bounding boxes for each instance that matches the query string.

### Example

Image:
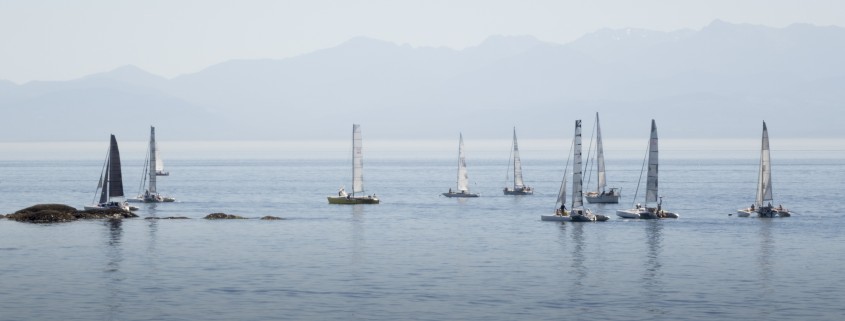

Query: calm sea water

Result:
[1,150,844,320]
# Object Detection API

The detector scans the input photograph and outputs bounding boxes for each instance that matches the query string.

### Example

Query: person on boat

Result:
[449,188,452,193]
[750,204,755,211]
[636,203,641,209]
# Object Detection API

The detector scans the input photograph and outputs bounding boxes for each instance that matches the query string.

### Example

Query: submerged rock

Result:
[5,204,137,223]
[145,216,191,220]
[204,213,247,220]
[260,215,284,220]
[6,204,78,223]
[76,208,138,219]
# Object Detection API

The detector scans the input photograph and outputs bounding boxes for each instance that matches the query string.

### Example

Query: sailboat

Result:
[84,134,131,212]
[585,113,620,203]
[503,127,533,195]
[443,133,479,198]
[328,124,380,204]
[131,126,175,203]
[736,122,791,218]
[542,120,608,222]
[541,140,571,222]
[616,120,679,219]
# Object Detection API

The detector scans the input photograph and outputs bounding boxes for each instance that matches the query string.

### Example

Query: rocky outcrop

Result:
[260,215,284,220]
[204,213,247,219]
[145,216,190,220]
[5,204,137,223]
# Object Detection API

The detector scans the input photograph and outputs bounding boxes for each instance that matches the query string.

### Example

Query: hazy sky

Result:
[1,0,843,83]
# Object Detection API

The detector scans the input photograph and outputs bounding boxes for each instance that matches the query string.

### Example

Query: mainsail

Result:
[595,113,606,192]
[645,120,659,204]
[457,133,469,192]
[512,128,525,188]
[573,120,584,208]
[757,121,773,207]
[148,126,158,194]
[352,124,364,195]
[99,134,125,203]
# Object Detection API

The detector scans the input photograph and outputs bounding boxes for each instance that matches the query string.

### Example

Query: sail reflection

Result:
[569,223,586,295]
[104,218,125,321]
[642,220,666,314]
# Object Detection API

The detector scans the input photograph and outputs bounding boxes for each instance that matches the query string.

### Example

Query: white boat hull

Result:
[736,207,790,218]
[617,207,679,219]
[442,191,479,198]
[585,191,620,203]
[503,187,533,195]
[327,195,380,204]
[540,214,571,221]
[84,201,131,212]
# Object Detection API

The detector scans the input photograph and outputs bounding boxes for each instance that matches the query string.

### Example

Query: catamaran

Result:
[443,133,479,198]
[328,124,380,204]
[543,120,608,222]
[503,127,533,195]
[616,120,679,219]
[130,126,175,203]
[541,138,572,222]
[85,134,131,212]
[736,122,791,218]
[585,113,620,203]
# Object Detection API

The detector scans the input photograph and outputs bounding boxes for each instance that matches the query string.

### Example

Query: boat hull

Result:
[540,214,571,221]
[327,196,380,204]
[442,192,479,198]
[585,192,619,203]
[617,208,679,219]
[737,207,790,218]
[503,188,533,195]
[84,202,131,212]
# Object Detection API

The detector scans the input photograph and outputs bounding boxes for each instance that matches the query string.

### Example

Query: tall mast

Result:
[757,121,773,206]
[645,120,658,205]
[512,127,524,189]
[572,120,583,208]
[595,113,606,193]
[351,124,364,196]
[457,133,469,192]
[148,126,157,194]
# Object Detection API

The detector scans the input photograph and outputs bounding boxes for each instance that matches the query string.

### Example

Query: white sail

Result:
[148,126,157,194]
[757,121,773,206]
[556,170,568,206]
[512,128,525,188]
[457,133,469,192]
[154,150,165,174]
[573,120,584,208]
[352,124,364,195]
[645,119,659,204]
[595,113,606,192]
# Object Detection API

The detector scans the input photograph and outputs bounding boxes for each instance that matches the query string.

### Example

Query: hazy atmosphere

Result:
[1,0,844,141]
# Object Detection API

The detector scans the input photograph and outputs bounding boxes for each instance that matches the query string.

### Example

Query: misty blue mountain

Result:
[1,20,842,141]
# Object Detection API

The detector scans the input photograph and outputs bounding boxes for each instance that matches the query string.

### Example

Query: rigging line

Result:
[554,134,575,210]
[92,145,110,205]
[137,143,150,196]
[631,138,650,208]
[504,134,514,187]
[583,115,597,189]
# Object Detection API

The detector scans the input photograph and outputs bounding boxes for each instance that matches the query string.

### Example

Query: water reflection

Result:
[757,219,774,294]
[569,223,586,296]
[642,220,666,315]
[350,205,365,266]
[104,218,124,321]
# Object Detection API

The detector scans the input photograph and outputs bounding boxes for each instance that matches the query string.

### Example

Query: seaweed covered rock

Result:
[145,216,190,220]
[7,209,76,223]
[5,204,136,223]
[204,213,247,219]
[260,216,284,220]
[76,208,138,219]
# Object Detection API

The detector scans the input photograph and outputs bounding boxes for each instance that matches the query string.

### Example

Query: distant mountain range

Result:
[2,20,843,141]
